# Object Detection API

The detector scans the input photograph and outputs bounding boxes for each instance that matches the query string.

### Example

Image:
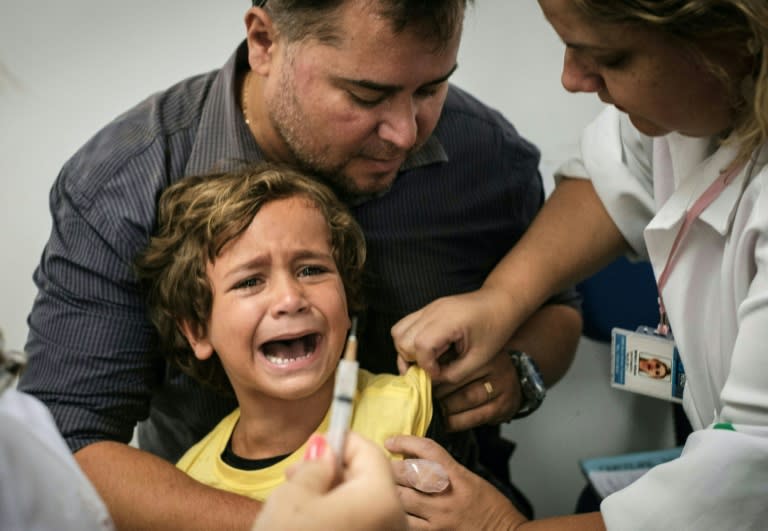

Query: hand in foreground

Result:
[434,349,522,431]
[392,287,521,383]
[386,435,527,531]
[253,433,407,531]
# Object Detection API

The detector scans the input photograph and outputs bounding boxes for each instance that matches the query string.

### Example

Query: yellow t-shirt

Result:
[176,366,432,501]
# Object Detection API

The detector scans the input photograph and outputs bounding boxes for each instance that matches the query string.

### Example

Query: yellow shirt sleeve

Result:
[350,366,432,457]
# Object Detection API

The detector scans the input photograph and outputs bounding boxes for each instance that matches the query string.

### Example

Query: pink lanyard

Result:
[655,160,746,336]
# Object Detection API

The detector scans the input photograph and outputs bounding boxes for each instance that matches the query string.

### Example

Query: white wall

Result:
[0,0,245,351]
[0,0,673,519]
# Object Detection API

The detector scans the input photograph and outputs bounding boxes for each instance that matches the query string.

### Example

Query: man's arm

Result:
[77,442,261,531]
[393,178,628,384]
[506,303,582,388]
[22,165,258,529]
[432,303,581,431]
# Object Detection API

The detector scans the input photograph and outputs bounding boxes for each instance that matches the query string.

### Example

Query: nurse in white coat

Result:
[389,0,768,529]
[0,334,115,531]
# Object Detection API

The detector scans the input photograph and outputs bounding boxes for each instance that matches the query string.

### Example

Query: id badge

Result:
[610,327,685,403]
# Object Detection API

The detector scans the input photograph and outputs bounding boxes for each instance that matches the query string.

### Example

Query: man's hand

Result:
[434,350,522,431]
[386,435,526,531]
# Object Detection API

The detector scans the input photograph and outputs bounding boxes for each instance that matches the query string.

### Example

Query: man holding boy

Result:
[20,0,581,529]
[136,164,434,501]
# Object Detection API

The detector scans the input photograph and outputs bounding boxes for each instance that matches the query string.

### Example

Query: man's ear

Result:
[244,6,278,76]
[179,320,215,361]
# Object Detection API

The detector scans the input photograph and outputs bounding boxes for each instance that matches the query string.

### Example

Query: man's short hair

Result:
[257,0,470,49]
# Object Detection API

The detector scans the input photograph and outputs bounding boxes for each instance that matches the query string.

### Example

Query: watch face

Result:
[521,357,546,398]
[510,350,546,416]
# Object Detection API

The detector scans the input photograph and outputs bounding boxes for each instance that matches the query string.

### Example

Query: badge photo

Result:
[610,327,685,403]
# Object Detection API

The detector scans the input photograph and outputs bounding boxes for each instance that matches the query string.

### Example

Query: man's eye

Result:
[415,86,439,99]
[348,90,386,107]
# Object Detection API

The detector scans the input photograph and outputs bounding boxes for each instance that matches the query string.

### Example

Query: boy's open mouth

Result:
[261,333,319,365]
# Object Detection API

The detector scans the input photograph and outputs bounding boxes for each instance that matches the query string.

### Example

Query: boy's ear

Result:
[244,6,279,76]
[178,320,215,361]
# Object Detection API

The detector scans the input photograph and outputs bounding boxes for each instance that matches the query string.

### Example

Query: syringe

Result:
[327,316,359,464]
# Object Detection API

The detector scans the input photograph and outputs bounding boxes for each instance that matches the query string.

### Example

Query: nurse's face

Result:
[538,0,744,138]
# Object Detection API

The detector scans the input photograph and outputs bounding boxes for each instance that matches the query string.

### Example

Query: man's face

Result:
[256,2,462,196]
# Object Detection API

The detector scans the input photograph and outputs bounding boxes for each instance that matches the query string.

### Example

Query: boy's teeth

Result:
[265,352,312,365]
[262,334,319,364]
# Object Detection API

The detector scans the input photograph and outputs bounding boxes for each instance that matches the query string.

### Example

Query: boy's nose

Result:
[271,277,309,317]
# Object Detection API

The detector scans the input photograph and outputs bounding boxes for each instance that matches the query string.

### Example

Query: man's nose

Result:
[377,96,418,150]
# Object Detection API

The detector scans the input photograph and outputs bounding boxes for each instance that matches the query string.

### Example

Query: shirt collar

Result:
[403,135,448,170]
[184,42,264,176]
[648,135,751,236]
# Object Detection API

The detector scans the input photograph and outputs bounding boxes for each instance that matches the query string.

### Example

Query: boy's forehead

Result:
[252,196,330,238]
[210,198,332,265]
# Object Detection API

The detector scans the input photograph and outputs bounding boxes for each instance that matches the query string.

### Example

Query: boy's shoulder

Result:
[351,368,433,448]
[356,366,431,393]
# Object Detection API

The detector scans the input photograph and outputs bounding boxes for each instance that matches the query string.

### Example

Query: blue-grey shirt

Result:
[20,42,579,461]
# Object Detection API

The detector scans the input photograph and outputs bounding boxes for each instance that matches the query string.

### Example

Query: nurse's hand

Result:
[252,433,406,531]
[392,287,520,383]
[386,435,525,531]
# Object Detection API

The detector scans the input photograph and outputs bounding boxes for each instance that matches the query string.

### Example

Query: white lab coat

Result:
[558,106,768,530]
[0,388,115,531]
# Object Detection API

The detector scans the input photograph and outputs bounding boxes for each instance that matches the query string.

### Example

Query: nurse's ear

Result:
[178,321,214,361]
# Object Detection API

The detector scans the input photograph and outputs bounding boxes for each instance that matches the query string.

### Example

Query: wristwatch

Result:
[508,350,546,419]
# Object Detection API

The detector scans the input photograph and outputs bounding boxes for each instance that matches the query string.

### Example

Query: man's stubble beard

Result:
[268,69,368,200]
[268,64,421,201]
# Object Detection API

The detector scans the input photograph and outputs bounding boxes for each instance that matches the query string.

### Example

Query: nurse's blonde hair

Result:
[574,0,768,163]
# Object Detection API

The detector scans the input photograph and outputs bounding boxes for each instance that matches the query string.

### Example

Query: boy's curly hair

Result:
[135,162,366,394]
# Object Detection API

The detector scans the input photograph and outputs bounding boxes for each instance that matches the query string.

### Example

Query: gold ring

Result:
[483,381,494,399]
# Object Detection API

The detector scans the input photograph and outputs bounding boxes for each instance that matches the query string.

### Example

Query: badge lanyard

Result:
[655,160,746,336]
